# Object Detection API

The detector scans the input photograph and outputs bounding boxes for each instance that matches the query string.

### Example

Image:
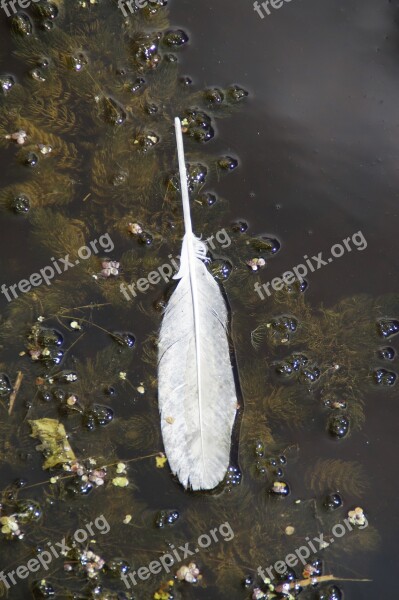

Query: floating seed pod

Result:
[377,318,399,338]
[328,414,350,439]
[373,368,396,386]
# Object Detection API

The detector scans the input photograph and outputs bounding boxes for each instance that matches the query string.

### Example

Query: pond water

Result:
[0,1,397,599]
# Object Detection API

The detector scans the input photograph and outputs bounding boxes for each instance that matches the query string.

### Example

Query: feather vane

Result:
[157,118,237,490]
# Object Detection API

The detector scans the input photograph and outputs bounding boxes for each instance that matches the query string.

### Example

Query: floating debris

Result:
[101,260,120,277]
[270,481,290,496]
[348,506,367,527]
[247,257,266,272]
[29,419,76,469]
[156,454,167,469]
[5,130,27,145]
[112,476,129,487]
[328,414,350,439]
[176,562,201,583]
[128,222,143,235]
[377,318,399,338]
[155,510,179,528]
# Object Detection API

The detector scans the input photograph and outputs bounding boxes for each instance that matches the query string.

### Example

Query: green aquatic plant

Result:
[0,1,396,599]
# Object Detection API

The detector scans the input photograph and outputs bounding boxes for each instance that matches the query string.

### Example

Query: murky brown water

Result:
[0,1,398,599]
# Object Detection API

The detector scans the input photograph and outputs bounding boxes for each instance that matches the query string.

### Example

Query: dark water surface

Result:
[0,1,398,599]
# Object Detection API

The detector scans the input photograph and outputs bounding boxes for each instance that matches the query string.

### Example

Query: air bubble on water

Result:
[181,110,214,142]
[133,34,161,70]
[377,318,399,338]
[112,332,136,348]
[69,52,88,72]
[373,368,397,386]
[30,68,46,82]
[218,156,238,171]
[204,87,225,106]
[163,29,189,47]
[196,192,217,207]
[328,414,349,439]
[11,13,33,36]
[227,85,249,103]
[97,96,127,125]
[377,346,395,361]
[1,75,15,93]
[0,374,12,397]
[10,194,30,214]
[209,259,233,281]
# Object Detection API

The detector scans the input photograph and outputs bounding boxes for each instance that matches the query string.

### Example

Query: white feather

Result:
[157,117,237,491]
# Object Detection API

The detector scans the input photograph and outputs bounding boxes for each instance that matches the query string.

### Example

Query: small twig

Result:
[285,574,372,589]
[8,371,23,415]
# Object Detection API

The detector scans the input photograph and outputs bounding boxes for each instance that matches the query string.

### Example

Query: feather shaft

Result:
[157,118,237,490]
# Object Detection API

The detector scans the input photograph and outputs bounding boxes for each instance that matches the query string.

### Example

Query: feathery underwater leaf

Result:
[157,118,237,490]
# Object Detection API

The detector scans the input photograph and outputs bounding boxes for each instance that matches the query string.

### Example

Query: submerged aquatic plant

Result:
[0,1,395,599]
